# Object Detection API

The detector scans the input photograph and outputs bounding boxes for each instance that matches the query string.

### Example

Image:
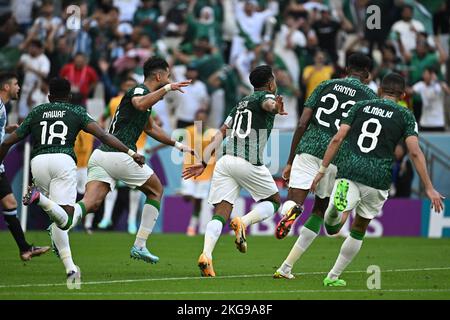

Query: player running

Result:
[183,65,287,277]
[311,72,444,286]
[0,77,145,281]
[22,57,193,265]
[0,72,50,261]
[273,53,377,279]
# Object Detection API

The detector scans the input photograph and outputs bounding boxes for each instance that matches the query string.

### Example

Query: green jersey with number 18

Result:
[337,98,418,190]
[100,84,152,152]
[223,90,276,166]
[296,77,377,160]
[15,102,95,162]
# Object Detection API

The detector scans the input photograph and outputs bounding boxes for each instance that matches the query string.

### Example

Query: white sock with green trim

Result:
[134,200,159,249]
[281,226,318,273]
[203,219,223,259]
[328,235,363,280]
[241,201,276,226]
[50,223,77,274]
[37,194,68,228]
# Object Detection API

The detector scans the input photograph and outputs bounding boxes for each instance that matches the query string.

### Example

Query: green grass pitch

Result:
[0,231,449,300]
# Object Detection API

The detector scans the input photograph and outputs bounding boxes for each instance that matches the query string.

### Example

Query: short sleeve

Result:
[224,106,237,128]
[412,82,423,93]
[130,85,150,98]
[402,109,419,139]
[341,101,364,126]
[304,80,331,110]
[79,107,95,128]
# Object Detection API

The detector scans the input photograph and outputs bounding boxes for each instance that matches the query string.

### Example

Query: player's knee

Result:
[1,195,17,210]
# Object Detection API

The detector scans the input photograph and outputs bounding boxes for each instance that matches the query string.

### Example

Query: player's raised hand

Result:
[281,164,291,182]
[182,163,205,180]
[275,95,288,115]
[170,80,192,93]
[426,187,445,213]
[132,153,146,167]
[310,172,324,193]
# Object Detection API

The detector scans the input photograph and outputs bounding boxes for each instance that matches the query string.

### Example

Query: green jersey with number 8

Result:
[297,77,377,160]
[338,98,418,190]
[223,90,276,166]
[15,102,95,162]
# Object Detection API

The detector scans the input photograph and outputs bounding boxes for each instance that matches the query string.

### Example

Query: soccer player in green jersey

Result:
[273,53,377,279]
[183,65,287,277]
[0,77,145,281]
[311,73,444,287]
[22,57,193,265]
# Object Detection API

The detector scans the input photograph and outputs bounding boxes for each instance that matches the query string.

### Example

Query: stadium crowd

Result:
[0,0,448,221]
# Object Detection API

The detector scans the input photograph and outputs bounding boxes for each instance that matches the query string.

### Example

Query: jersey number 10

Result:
[40,121,68,145]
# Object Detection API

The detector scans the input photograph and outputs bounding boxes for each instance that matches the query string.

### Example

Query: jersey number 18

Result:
[40,121,68,145]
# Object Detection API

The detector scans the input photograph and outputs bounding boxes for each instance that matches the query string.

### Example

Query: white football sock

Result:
[282,226,319,272]
[101,189,118,223]
[328,235,363,280]
[128,189,141,226]
[203,219,223,259]
[241,201,276,226]
[188,216,199,229]
[280,200,297,216]
[134,201,159,248]
[38,194,69,228]
[84,213,94,229]
[50,223,77,274]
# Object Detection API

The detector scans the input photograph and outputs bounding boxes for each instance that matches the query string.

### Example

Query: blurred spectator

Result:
[21,0,64,49]
[11,0,34,33]
[273,69,301,130]
[17,39,50,120]
[274,13,306,87]
[410,67,450,132]
[133,0,161,42]
[372,44,405,82]
[27,77,49,108]
[60,52,99,104]
[400,34,447,85]
[312,7,343,64]
[176,65,209,128]
[302,50,334,99]
[113,0,141,23]
[186,0,222,48]
[433,1,450,57]
[390,142,414,198]
[390,4,425,53]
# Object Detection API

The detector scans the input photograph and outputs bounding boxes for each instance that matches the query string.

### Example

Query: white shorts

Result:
[87,149,154,191]
[31,153,77,205]
[208,155,278,205]
[327,179,389,220]
[289,153,337,199]
[181,179,211,199]
[76,167,88,194]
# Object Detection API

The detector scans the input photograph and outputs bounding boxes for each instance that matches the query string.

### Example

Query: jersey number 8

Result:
[357,118,382,153]
[40,121,68,145]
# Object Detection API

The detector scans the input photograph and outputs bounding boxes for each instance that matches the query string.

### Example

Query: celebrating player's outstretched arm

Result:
[144,116,196,156]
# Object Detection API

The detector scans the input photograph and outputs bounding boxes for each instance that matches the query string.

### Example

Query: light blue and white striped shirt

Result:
[0,98,7,173]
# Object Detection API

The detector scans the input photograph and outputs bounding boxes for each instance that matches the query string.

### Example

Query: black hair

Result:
[381,72,406,96]
[249,65,274,89]
[347,52,372,74]
[402,4,414,12]
[29,39,44,49]
[143,56,169,79]
[0,72,17,89]
[49,77,71,99]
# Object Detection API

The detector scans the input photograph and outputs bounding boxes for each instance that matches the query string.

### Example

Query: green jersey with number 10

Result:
[337,98,418,190]
[15,102,95,162]
[297,77,377,160]
[223,90,276,166]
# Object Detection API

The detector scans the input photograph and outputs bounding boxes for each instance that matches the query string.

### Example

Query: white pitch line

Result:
[1,288,450,296]
[0,266,449,290]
